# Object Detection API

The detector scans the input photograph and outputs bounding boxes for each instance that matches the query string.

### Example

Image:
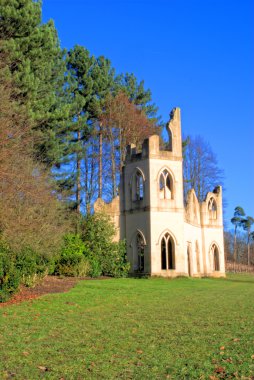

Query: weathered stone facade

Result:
[95,108,225,277]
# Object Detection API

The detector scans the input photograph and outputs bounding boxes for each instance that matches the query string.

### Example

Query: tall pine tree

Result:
[0,0,67,164]
[55,45,95,213]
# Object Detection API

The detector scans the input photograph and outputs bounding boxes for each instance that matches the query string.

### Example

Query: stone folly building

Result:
[95,108,225,277]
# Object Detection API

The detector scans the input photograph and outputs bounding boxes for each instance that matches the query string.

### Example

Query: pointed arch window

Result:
[208,198,217,220]
[211,244,220,271]
[136,232,145,272]
[135,171,144,200]
[161,233,175,270]
[159,169,172,199]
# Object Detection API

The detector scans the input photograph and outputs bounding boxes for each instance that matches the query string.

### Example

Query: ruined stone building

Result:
[95,108,225,277]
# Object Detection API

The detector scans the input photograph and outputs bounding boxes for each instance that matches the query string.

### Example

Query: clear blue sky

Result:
[42,0,254,227]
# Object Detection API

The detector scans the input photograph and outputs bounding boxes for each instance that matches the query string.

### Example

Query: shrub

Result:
[0,238,57,301]
[87,257,102,278]
[15,248,50,287]
[55,255,90,277]
[0,242,20,302]
[54,234,91,277]
[55,216,130,279]
[81,213,130,278]
[100,240,130,277]
[81,213,116,255]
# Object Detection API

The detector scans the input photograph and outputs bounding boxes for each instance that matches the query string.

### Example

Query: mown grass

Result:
[1,274,254,379]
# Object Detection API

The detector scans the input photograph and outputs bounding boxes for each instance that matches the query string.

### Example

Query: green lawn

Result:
[1,275,254,379]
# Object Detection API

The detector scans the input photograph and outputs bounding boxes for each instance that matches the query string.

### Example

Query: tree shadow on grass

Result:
[224,278,254,285]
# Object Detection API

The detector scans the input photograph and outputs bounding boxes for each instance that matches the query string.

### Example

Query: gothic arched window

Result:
[210,244,220,271]
[159,169,172,199]
[131,169,144,202]
[136,171,144,200]
[136,232,145,272]
[161,233,175,270]
[208,198,217,220]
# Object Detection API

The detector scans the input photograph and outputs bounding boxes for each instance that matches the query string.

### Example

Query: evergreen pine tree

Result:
[0,0,67,164]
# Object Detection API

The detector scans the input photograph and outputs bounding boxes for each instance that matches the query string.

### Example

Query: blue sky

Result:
[42,0,254,227]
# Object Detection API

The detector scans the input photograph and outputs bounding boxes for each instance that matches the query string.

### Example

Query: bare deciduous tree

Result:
[100,92,157,198]
[183,135,224,202]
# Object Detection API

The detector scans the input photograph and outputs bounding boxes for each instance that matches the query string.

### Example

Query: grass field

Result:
[1,275,254,379]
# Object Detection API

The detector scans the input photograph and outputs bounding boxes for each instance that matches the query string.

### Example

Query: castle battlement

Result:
[126,107,183,162]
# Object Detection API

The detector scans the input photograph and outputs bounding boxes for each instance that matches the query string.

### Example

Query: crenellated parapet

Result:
[126,107,183,163]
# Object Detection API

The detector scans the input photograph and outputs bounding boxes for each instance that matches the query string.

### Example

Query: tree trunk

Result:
[76,130,81,214]
[84,150,89,214]
[247,233,250,266]
[98,124,102,198]
[84,141,95,215]
[110,134,117,198]
[233,226,237,262]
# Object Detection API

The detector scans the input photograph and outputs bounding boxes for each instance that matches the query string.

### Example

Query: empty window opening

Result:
[135,171,144,201]
[137,233,145,272]
[159,170,172,199]
[161,238,167,270]
[211,244,220,271]
[161,233,175,270]
[208,198,217,219]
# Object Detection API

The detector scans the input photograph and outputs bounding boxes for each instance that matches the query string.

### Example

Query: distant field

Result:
[1,275,254,379]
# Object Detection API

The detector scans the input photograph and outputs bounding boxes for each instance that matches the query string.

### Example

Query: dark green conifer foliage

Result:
[60,48,161,211]
[0,0,67,164]
[55,45,96,213]
[56,46,121,212]
[0,2,161,212]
